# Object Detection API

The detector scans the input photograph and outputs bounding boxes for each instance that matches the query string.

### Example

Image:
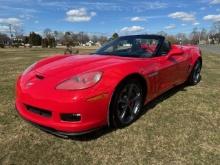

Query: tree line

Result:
[1,21,220,48]
[158,22,220,45]
[0,28,108,48]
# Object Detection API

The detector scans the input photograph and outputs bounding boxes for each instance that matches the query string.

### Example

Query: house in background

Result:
[85,40,94,46]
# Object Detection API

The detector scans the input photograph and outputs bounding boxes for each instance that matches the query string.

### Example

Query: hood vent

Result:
[36,74,45,80]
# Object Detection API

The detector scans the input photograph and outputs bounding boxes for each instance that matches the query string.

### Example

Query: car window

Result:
[95,36,163,58]
[104,40,132,53]
[157,41,171,56]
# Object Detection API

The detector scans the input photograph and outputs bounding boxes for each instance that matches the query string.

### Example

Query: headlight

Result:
[56,71,102,90]
[22,62,36,75]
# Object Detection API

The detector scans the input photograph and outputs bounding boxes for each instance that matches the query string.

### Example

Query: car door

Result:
[156,55,179,95]
[154,42,180,95]
[173,50,190,83]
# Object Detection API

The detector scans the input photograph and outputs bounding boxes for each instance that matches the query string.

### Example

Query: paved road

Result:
[200,45,220,55]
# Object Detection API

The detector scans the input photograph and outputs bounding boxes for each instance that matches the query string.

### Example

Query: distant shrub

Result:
[41,38,48,48]
[12,43,19,48]
[0,43,5,48]
[64,47,79,55]
[64,49,72,54]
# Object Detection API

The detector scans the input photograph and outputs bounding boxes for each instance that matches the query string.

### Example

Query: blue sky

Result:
[0,0,220,36]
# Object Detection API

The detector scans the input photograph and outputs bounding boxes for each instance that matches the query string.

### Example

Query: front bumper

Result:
[15,106,99,138]
[15,77,111,135]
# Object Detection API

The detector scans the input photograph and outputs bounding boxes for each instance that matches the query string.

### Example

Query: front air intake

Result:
[25,105,52,118]
[60,113,81,122]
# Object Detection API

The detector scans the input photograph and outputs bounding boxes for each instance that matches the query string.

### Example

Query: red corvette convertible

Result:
[15,35,202,137]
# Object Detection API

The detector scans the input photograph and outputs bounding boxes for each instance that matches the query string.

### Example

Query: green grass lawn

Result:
[0,47,219,164]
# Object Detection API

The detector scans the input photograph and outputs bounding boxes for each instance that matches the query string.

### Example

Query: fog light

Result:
[60,113,81,122]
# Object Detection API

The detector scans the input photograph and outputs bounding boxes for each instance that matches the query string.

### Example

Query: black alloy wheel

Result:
[188,60,202,85]
[110,78,144,128]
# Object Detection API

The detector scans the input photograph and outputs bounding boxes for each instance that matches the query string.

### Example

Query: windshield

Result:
[95,35,163,58]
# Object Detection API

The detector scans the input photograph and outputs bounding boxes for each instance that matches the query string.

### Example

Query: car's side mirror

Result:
[168,47,184,56]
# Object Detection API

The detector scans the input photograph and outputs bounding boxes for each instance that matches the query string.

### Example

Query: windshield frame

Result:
[95,35,165,58]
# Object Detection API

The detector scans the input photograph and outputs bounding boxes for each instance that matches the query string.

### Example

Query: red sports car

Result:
[15,35,202,137]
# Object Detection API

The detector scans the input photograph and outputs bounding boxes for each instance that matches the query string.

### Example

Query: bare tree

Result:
[211,21,220,44]
[77,32,89,44]
[176,33,189,44]
[157,31,168,37]
[43,28,56,48]
[91,35,98,43]
[212,21,220,34]
[54,30,59,41]
[98,36,108,44]
[13,25,24,38]
[43,28,53,38]
[166,35,178,44]
[190,27,200,45]
[0,33,10,47]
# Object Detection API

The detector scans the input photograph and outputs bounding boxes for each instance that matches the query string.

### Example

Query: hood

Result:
[34,54,130,77]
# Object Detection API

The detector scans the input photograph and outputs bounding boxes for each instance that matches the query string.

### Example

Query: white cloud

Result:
[66,8,96,22]
[90,12,96,17]
[0,18,23,33]
[168,12,196,22]
[19,14,34,20]
[35,1,167,12]
[131,17,146,22]
[181,23,186,26]
[138,2,167,10]
[203,14,220,22]
[210,0,220,4]
[164,24,176,30]
[131,2,167,12]
[193,22,200,26]
[34,20,39,24]
[0,25,9,33]
[0,17,22,26]
[120,26,144,33]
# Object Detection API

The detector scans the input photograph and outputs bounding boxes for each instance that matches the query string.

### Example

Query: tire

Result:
[188,60,202,85]
[109,78,145,128]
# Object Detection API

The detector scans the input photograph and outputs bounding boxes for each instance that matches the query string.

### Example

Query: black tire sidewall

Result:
[189,60,202,85]
[109,78,144,128]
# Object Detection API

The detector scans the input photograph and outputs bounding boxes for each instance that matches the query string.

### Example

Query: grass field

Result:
[0,47,219,164]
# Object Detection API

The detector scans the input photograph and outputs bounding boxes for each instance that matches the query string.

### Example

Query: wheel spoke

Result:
[197,67,201,74]
[193,64,201,82]
[127,84,134,98]
[131,93,141,102]
[120,108,127,119]
[118,98,127,104]
[116,82,143,124]
[127,104,134,115]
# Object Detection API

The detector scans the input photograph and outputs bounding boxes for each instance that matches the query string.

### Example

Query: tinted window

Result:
[158,41,171,55]
[95,35,163,58]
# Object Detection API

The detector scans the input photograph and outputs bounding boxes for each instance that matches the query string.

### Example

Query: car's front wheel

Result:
[188,60,202,85]
[110,78,144,128]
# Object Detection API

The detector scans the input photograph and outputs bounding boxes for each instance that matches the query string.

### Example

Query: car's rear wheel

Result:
[188,60,202,85]
[110,78,144,128]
